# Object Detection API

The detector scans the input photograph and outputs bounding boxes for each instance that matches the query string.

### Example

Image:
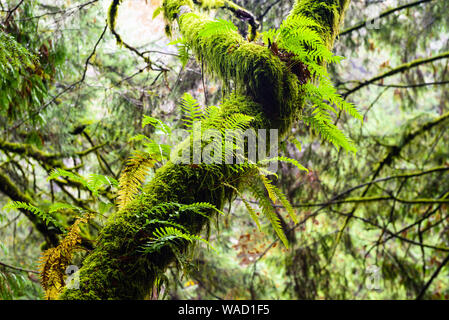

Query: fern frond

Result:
[117,152,156,210]
[223,182,261,231]
[260,28,280,45]
[147,142,172,162]
[48,168,86,187]
[259,174,277,203]
[249,184,289,248]
[3,201,63,230]
[180,202,225,216]
[86,174,118,195]
[39,214,92,299]
[257,173,299,223]
[180,92,204,129]
[142,115,172,134]
[48,203,83,214]
[48,169,116,197]
[269,12,363,153]
[199,18,238,38]
[140,201,222,222]
[0,31,37,74]
[219,113,254,132]
[143,219,189,233]
[258,156,309,173]
[270,184,298,224]
[303,114,357,153]
[169,37,191,67]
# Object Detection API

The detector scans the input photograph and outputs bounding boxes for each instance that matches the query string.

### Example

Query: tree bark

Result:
[60,0,350,300]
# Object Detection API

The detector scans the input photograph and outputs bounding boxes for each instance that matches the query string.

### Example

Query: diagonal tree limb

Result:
[416,252,449,299]
[343,51,449,98]
[59,0,350,300]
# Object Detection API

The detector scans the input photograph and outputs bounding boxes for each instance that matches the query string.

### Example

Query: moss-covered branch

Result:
[343,51,449,98]
[0,139,61,164]
[192,0,260,40]
[60,0,350,300]
[0,169,60,246]
[339,0,435,37]
[294,195,449,207]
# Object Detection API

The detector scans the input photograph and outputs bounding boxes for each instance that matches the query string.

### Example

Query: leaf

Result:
[258,156,309,173]
[180,92,203,128]
[48,203,83,214]
[117,152,156,209]
[223,182,262,231]
[152,6,162,19]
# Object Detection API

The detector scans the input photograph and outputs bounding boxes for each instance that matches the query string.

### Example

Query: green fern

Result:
[48,202,83,214]
[117,152,156,209]
[0,31,37,75]
[258,156,309,173]
[180,92,204,129]
[180,202,225,216]
[142,115,172,134]
[249,183,289,248]
[268,181,298,224]
[218,113,254,132]
[138,201,223,221]
[47,169,117,197]
[258,173,298,223]
[3,201,63,230]
[223,182,262,231]
[303,114,357,153]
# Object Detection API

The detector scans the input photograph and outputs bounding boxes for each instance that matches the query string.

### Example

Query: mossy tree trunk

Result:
[60,0,350,300]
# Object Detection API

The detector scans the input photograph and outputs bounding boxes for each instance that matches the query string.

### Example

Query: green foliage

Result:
[224,182,262,231]
[248,182,288,248]
[258,156,309,173]
[117,152,156,209]
[3,201,63,231]
[199,18,239,37]
[48,203,83,214]
[0,265,42,300]
[169,37,192,67]
[0,1,66,123]
[141,226,216,254]
[48,169,118,197]
[260,13,363,153]
[0,30,37,75]
[180,92,205,128]
[142,115,172,135]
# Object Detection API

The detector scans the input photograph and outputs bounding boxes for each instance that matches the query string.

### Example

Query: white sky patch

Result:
[102,0,168,48]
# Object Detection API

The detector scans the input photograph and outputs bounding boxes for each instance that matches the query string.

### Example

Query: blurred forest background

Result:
[1,0,449,300]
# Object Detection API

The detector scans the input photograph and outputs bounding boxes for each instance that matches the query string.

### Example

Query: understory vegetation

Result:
[1,0,449,300]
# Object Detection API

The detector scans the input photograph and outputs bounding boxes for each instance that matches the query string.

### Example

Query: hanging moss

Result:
[176,10,303,136]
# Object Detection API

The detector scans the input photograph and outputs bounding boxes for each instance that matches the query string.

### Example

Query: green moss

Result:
[177,12,302,136]
[289,0,350,48]
[162,0,193,36]
[60,0,349,300]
